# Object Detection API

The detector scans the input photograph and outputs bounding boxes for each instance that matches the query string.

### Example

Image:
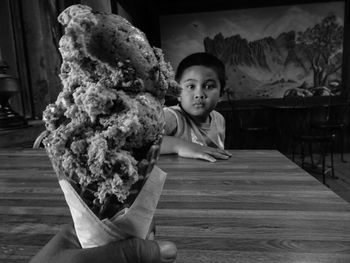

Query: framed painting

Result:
[159,1,346,101]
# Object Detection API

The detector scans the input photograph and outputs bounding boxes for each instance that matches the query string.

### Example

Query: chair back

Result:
[235,107,270,132]
[280,96,310,136]
[310,96,349,127]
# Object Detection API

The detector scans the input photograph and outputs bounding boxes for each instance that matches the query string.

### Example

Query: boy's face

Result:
[178,65,221,122]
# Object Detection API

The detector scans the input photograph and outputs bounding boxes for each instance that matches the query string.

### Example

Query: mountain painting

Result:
[160,2,345,100]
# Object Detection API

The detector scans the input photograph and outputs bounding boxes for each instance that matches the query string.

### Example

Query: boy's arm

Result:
[160,135,231,162]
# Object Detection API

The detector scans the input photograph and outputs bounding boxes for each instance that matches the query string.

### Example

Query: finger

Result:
[208,151,230,160]
[203,146,231,157]
[78,238,176,263]
[223,150,232,156]
[29,224,80,263]
[197,153,216,162]
[178,150,216,162]
[215,148,232,157]
[202,148,229,160]
[156,241,177,263]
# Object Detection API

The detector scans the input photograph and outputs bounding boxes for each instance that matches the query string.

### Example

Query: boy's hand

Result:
[176,142,232,162]
[161,136,231,162]
[29,224,177,263]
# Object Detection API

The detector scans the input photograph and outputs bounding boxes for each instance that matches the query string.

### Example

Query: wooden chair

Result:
[235,107,273,149]
[310,97,348,163]
[262,97,310,153]
[291,98,339,186]
[292,131,336,186]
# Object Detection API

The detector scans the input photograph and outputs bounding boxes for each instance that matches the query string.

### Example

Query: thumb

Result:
[78,238,177,263]
[156,240,177,263]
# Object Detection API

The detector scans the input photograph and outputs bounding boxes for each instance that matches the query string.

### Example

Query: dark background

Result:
[0,0,349,151]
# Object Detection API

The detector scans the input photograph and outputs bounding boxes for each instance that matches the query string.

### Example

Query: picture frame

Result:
[159,0,348,104]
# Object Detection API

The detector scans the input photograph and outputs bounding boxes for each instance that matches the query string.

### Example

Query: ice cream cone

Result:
[42,4,178,249]
[58,165,166,248]
[48,142,166,248]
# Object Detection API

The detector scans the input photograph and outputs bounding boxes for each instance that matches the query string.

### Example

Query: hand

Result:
[29,224,177,263]
[176,141,232,162]
[160,136,231,162]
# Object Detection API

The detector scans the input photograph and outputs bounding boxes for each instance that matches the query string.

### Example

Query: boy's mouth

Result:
[192,102,205,108]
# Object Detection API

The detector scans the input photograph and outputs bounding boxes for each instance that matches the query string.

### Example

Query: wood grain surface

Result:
[1,149,350,263]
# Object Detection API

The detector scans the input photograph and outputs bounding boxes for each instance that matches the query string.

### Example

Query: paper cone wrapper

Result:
[58,165,166,248]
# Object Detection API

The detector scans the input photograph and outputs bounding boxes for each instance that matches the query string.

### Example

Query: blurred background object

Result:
[0,54,27,130]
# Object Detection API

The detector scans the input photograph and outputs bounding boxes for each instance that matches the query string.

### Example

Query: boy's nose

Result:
[194,89,206,99]
[194,93,206,99]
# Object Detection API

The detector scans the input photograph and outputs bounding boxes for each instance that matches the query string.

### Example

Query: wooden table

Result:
[1,149,350,262]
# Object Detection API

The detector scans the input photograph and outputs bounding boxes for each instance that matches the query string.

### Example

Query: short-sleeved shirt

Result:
[164,105,226,149]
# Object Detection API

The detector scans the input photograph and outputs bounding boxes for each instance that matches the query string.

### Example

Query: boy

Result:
[160,52,231,162]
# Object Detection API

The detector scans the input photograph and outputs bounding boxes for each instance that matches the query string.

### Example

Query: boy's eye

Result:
[185,84,195,90]
[204,83,217,90]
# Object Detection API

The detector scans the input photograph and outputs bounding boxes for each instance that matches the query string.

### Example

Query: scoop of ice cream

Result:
[43,4,176,219]
[57,4,179,101]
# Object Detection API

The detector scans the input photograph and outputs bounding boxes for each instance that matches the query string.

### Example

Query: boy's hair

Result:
[175,52,226,91]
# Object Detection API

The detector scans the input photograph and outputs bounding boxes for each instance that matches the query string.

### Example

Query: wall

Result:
[0,0,68,119]
[20,0,63,119]
[0,0,26,116]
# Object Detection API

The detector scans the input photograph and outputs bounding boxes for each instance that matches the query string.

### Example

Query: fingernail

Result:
[158,241,177,262]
